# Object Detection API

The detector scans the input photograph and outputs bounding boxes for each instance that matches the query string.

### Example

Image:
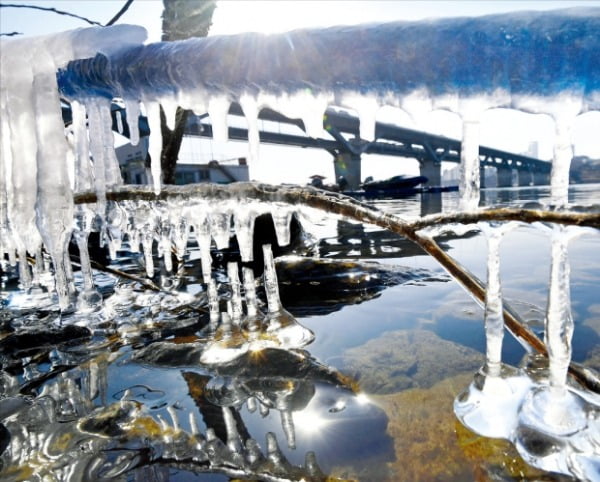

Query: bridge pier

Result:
[496,166,514,188]
[533,171,550,186]
[419,158,441,187]
[333,152,362,190]
[518,169,533,186]
[480,166,493,189]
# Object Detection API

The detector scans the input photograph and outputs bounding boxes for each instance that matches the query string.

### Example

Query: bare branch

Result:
[0,3,102,26]
[105,0,135,26]
[0,31,22,36]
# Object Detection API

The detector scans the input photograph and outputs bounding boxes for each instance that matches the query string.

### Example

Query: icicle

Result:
[233,207,256,262]
[239,94,260,168]
[454,221,532,439]
[189,412,200,437]
[545,226,575,390]
[99,102,122,188]
[161,97,178,131]
[246,396,258,413]
[105,203,124,260]
[85,99,108,214]
[265,432,285,467]
[74,207,102,312]
[4,56,42,262]
[259,401,269,418]
[201,280,217,326]
[482,225,506,375]
[459,118,481,211]
[189,210,213,284]
[245,438,264,465]
[550,118,573,207]
[262,244,281,314]
[222,407,243,453]
[70,100,93,193]
[280,409,296,449]
[227,263,243,325]
[341,93,379,141]
[124,99,141,146]
[158,223,173,273]
[115,108,124,134]
[172,216,189,262]
[242,267,259,321]
[271,207,293,248]
[262,244,315,349]
[209,208,231,250]
[144,100,163,194]
[207,96,231,143]
[261,90,332,139]
[142,231,155,278]
[305,452,325,479]
[32,69,74,310]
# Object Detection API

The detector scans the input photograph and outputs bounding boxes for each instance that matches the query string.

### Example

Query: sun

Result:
[210,1,357,36]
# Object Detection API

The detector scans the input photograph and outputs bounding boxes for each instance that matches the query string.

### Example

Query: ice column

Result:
[550,119,574,207]
[514,226,599,478]
[74,207,102,312]
[33,68,75,309]
[546,227,575,390]
[454,222,531,440]
[459,118,481,211]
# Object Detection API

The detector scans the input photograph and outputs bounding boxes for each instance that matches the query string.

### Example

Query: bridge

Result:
[183,103,551,190]
[65,102,550,191]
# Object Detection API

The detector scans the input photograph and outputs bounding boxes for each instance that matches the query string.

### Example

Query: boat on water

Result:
[310,174,457,199]
[362,174,428,192]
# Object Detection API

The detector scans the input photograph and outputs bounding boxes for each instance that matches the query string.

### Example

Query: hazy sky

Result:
[2,1,599,183]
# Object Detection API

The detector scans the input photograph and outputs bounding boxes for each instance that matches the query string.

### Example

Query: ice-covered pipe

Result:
[57,9,599,109]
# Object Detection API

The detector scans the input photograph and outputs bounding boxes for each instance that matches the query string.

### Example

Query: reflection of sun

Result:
[293,408,330,435]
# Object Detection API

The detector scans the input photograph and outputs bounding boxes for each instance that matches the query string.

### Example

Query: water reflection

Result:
[1,185,599,481]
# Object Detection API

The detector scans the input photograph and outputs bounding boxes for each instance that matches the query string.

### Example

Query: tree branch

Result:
[0,3,102,26]
[105,0,135,26]
[73,183,600,393]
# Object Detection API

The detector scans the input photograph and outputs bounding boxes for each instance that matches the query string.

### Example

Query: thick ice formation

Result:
[1,10,598,309]
[0,25,146,308]
[455,221,600,478]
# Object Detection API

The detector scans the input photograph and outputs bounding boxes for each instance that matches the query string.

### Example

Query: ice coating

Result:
[57,10,600,105]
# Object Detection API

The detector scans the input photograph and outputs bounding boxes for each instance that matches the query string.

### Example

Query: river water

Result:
[1,183,599,481]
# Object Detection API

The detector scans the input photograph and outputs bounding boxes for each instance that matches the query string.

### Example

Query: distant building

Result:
[115,137,249,185]
[570,156,600,184]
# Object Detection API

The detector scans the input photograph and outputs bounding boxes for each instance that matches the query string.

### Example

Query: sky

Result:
[1,0,599,184]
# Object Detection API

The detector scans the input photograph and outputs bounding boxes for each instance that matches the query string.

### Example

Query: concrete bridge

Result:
[184,103,551,190]
[86,102,550,190]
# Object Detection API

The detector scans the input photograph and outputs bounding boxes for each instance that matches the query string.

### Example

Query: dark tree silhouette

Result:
[158,0,217,184]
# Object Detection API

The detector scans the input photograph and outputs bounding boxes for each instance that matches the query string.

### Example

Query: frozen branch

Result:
[73,182,600,393]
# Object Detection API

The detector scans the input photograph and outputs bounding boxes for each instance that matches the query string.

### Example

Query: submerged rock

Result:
[276,256,449,317]
[340,329,483,394]
[375,374,570,481]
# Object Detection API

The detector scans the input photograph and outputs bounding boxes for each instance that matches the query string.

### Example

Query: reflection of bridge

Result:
[95,102,551,190]
[184,104,551,190]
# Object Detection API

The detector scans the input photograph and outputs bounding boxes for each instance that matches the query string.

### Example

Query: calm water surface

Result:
[1,184,599,481]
